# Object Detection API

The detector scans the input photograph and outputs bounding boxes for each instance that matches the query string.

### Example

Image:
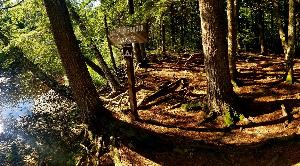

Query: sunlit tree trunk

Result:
[104,14,117,73]
[285,0,296,83]
[199,0,236,117]
[227,0,239,86]
[43,0,109,129]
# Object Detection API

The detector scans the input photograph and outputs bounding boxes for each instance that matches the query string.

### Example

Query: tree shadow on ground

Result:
[113,114,300,166]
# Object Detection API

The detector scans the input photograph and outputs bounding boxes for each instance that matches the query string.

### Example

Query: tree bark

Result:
[285,0,296,83]
[257,5,267,55]
[128,0,134,15]
[43,0,109,128]
[161,20,166,54]
[140,43,146,58]
[170,4,176,49]
[199,0,236,115]
[133,43,143,65]
[274,0,288,54]
[68,5,122,92]
[83,56,105,77]
[104,14,117,73]
[227,0,239,85]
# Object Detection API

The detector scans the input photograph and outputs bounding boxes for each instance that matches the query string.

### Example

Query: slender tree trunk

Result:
[257,3,267,55]
[43,0,110,129]
[285,0,296,83]
[227,0,239,85]
[133,43,143,65]
[199,0,236,117]
[128,0,134,14]
[274,0,288,54]
[170,4,176,49]
[83,56,105,77]
[68,5,122,92]
[104,14,117,73]
[161,19,166,54]
[140,43,147,63]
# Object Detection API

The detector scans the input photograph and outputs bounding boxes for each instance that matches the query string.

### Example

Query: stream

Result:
[0,71,78,165]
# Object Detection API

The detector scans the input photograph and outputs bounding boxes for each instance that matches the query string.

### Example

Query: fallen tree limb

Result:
[138,78,188,107]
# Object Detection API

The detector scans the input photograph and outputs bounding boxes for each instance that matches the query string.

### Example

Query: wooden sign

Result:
[109,24,147,45]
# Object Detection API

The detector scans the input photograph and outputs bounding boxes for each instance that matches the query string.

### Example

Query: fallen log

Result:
[138,78,188,107]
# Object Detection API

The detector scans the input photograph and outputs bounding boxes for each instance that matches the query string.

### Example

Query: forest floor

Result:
[103,52,300,166]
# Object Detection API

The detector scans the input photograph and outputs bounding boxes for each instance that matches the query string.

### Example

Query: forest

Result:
[0,0,300,165]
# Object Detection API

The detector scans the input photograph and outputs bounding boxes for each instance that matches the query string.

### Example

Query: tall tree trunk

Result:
[68,5,122,92]
[170,4,176,49]
[285,0,296,83]
[43,0,109,128]
[161,19,166,54]
[104,14,117,73]
[133,43,143,65]
[256,2,267,55]
[227,0,239,85]
[140,43,147,63]
[199,0,236,117]
[128,0,134,14]
[274,0,288,54]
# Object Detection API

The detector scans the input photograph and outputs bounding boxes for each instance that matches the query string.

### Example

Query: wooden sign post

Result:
[109,24,147,120]
[122,44,138,119]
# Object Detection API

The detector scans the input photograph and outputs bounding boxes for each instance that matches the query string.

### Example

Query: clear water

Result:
[0,71,77,165]
[0,73,35,133]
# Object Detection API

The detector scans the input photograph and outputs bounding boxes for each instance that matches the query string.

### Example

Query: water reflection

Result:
[0,72,35,133]
[0,71,79,165]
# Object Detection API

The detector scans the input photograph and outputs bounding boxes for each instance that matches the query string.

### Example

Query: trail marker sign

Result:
[123,45,133,57]
[109,24,147,45]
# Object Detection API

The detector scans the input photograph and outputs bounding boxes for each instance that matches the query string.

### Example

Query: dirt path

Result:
[105,53,300,165]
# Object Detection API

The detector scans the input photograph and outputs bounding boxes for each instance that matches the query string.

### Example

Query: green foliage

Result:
[286,73,293,84]
[224,110,234,127]
[181,101,207,112]
[0,0,64,77]
[224,108,245,127]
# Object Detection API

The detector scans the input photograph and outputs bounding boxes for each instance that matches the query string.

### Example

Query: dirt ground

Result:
[104,52,300,166]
